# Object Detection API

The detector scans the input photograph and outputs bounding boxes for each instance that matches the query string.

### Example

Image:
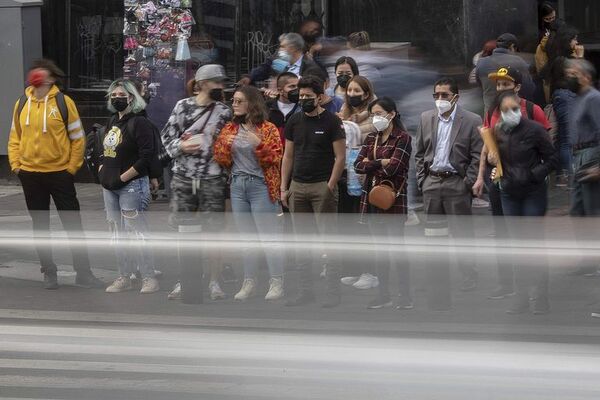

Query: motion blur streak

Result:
[0,321,599,400]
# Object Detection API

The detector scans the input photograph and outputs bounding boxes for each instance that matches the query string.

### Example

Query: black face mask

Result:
[287,88,300,104]
[348,95,365,108]
[111,97,129,112]
[209,88,224,102]
[337,75,351,89]
[233,114,247,124]
[300,98,318,113]
[567,76,581,93]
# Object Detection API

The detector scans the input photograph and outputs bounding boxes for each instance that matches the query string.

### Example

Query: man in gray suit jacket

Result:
[415,77,483,304]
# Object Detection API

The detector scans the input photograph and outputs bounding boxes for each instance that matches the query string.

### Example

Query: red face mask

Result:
[27,69,50,88]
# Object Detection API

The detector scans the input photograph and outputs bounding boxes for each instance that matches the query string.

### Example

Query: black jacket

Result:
[496,119,558,195]
[98,112,155,191]
[267,98,300,129]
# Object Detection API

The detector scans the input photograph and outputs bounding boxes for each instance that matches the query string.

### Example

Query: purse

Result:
[367,134,402,210]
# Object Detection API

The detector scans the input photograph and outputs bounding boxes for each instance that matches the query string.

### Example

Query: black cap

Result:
[488,66,523,85]
[497,33,518,48]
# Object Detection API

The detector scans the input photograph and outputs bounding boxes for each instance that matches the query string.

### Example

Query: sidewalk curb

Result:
[0,308,598,342]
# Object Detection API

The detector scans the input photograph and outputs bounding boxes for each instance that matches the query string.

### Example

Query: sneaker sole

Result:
[591,312,600,318]
[367,301,393,309]
[487,292,516,300]
[140,288,160,294]
[105,287,134,293]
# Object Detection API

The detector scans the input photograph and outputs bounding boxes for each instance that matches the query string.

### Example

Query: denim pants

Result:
[501,184,549,302]
[103,176,153,278]
[230,174,284,279]
[570,146,600,216]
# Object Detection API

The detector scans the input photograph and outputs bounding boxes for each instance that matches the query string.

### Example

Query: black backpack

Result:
[85,122,107,184]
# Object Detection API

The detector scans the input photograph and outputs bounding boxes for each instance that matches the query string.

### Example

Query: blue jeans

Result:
[500,184,548,217]
[570,146,600,216]
[103,176,153,278]
[230,174,284,279]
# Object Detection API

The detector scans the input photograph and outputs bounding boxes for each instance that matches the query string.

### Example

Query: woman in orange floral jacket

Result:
[214,86,284,301]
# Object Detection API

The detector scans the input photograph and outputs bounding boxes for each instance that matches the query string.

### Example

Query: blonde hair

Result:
[106,79,146,114]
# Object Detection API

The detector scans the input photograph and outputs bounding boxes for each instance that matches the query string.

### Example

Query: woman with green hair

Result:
[100,79,159,295]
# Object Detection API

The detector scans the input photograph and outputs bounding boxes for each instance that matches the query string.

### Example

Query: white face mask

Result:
[501,108,522,129]
[435,98,455,115]
[372,114,391,132]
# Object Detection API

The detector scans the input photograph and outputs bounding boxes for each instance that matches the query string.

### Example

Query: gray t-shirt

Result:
[570,87,600,145]
[231,126,264,178]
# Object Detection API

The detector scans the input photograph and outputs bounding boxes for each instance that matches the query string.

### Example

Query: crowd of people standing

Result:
[7,2,600,318]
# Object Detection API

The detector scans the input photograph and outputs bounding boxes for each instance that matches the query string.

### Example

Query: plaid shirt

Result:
[354,127,412,218]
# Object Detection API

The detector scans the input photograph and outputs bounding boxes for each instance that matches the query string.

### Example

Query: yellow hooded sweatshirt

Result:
[8,85,85,175]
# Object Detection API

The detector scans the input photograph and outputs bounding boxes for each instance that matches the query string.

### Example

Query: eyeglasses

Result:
[232,99,247,105]
[299,95,317,100]
[432,93,454,100]
[371,112,389,118]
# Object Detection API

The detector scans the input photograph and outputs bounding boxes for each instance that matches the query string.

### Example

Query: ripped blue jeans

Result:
[103,177,154,278]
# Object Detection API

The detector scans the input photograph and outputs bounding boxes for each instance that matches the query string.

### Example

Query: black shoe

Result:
[532,298,550,315]
[367,296,392,309]
[395,295,414,310]
[75,272,105,289]
[322,294,341,309]
[460,278,478,292]
[506,297,529,314]
[487,286,516,300]
[285,292,316,307]
[43,271,59,290]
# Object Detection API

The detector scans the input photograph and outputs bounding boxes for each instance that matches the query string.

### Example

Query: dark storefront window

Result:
[68,0,124,90]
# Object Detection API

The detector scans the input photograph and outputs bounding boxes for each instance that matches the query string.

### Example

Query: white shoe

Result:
[265,277,284,300]
[140,277,160,294]
[320,265,327,279]
[352,273,379,290]
[167,282,181,300]
[234,278,256,301]
[209,280,226,300]
[472,198,490,208]
[341,276,359,285]
[405,210,420,227]
[105,276,133,293]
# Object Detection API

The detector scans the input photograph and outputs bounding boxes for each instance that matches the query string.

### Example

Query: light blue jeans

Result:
[103,176,154,278]
[230,174,284,279]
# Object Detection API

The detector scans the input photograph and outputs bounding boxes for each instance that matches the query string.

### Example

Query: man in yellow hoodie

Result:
[8,59,104,290]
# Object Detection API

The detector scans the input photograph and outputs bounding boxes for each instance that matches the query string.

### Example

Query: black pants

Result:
[369,214,410,301]
[485,165,514,290]
[18,170,91,274]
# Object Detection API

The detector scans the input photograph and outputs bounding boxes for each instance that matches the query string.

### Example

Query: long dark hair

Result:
[234,85,268,125]
[539,2,555,30]
[546,24,578,61]
[367,97,407,132]
[334,56,359,76]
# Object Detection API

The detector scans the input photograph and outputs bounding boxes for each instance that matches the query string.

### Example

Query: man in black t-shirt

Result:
[281,76,346,308]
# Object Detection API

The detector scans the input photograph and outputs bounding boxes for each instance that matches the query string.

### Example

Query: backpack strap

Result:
[14,92,69,135]
[55,92,69,132]
[14,95,28,136]
[525,100,535,121]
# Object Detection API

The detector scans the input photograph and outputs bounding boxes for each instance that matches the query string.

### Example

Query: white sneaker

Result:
[105,276,133,293]
[209,280,226,300]
[265,277,284,300]
[320,265,327,279]
[140,277,160,294]
[234,278,256,301]
[352,273,379,290]
[405,210,420,227]
[167,282,181,300]
[341,276,359,285]
[472,198,490,208]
